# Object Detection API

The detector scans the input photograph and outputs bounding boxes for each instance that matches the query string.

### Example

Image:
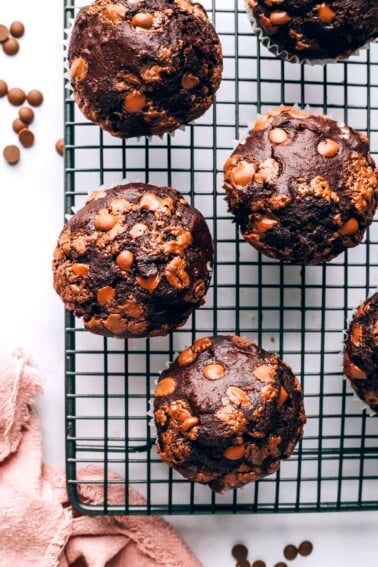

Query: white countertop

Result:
[0,1,376,566]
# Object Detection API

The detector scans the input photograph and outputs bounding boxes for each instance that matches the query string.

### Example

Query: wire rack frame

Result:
[64,0,378,515]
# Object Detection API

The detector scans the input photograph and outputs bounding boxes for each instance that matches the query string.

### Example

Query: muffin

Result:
[246,0,378,62]
[154,335,306,492]
[53,183,213,338]
[344,293,378,414]
[68,0,223,138]
[224,107,378,265]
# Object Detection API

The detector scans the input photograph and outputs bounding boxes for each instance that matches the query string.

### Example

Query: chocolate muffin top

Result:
[344,292,378,414]
[53,183,213,338]
[154,335,306,492]
[68,0,223,138]
[246,0,378,61]
[224,107,378,265]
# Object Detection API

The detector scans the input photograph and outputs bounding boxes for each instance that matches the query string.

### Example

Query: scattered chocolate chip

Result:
[252,562,266,567]
[231,544,249,560]
[3,144,20,165]
[55,137,64,156]
[10,21,25,38]
[298,541,313,557]
[0,79,8,97]
[7,87,26,106]
[0,24,9,42]
[12,118,27,133]
[3,38,19,56]
[26,89,43,107]
[274,563,288,567]
[283,545,298,561]
[18,106,34,124]
[236,560,250,567]
[18,128,35,148]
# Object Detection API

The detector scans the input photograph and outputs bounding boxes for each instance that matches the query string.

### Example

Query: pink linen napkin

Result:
[0,349,202,567]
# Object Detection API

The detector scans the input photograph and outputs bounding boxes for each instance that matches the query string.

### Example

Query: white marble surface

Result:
[0,1,376,566]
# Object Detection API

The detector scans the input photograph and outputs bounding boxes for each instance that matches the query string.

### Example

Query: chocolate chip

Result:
[155,377,176,397]
[0,79,8,97]
[18,128,35,148]
[236,560,250,567]
[10,21,25,38]
[298,541,313,557]
[116,250,134,272]
[3,144,20,165]
[55,138,64,156]
[7,87,26,106]
[203,363,225,381]
[131,13,153,29]
[270,10,291,25]
[223,444,246,460]
[252,562,266,567]
[231,544,249,560]
[26,89,43,107]
[12,118,27,133]
[3,38,19,56]
[274,563,287,567]
[18,106,34,124]
[0,24,9,42]
[124,92,147,113]
[283,545,298,560]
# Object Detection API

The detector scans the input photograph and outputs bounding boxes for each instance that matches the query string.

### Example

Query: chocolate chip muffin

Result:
[154,335,306,492]
[224,107,378,265]
[68,0,223,138]
[53,183,213,338]
[344,293,378,414]
[246,0,378,62]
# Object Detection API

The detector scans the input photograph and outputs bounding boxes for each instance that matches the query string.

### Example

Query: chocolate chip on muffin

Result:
[344,292,378,414]
[224,107,378,265]
[68,0,223,138]
[154,335,306,492]
[246,0,378,62]
[53,183,213,338]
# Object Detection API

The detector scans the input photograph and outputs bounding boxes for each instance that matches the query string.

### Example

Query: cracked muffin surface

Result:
[224,107,378,265]
[344,293,378,414]
[68,0,223,138]
[246,0,378,62]
[53,183,213,338]
[154,335,306,492]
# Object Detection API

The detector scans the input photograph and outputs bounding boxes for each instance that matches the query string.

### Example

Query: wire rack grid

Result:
[64,0,378,515]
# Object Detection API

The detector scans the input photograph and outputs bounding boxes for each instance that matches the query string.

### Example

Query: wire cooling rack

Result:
[64,0,378,514]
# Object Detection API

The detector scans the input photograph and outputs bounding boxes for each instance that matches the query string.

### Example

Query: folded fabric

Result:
[0,349,202,567]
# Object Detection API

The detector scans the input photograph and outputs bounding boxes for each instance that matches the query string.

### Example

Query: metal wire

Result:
[64,0,378,515]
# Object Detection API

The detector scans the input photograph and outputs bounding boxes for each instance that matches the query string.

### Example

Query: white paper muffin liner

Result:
[244,0,376,66]
[340,287,378,417]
